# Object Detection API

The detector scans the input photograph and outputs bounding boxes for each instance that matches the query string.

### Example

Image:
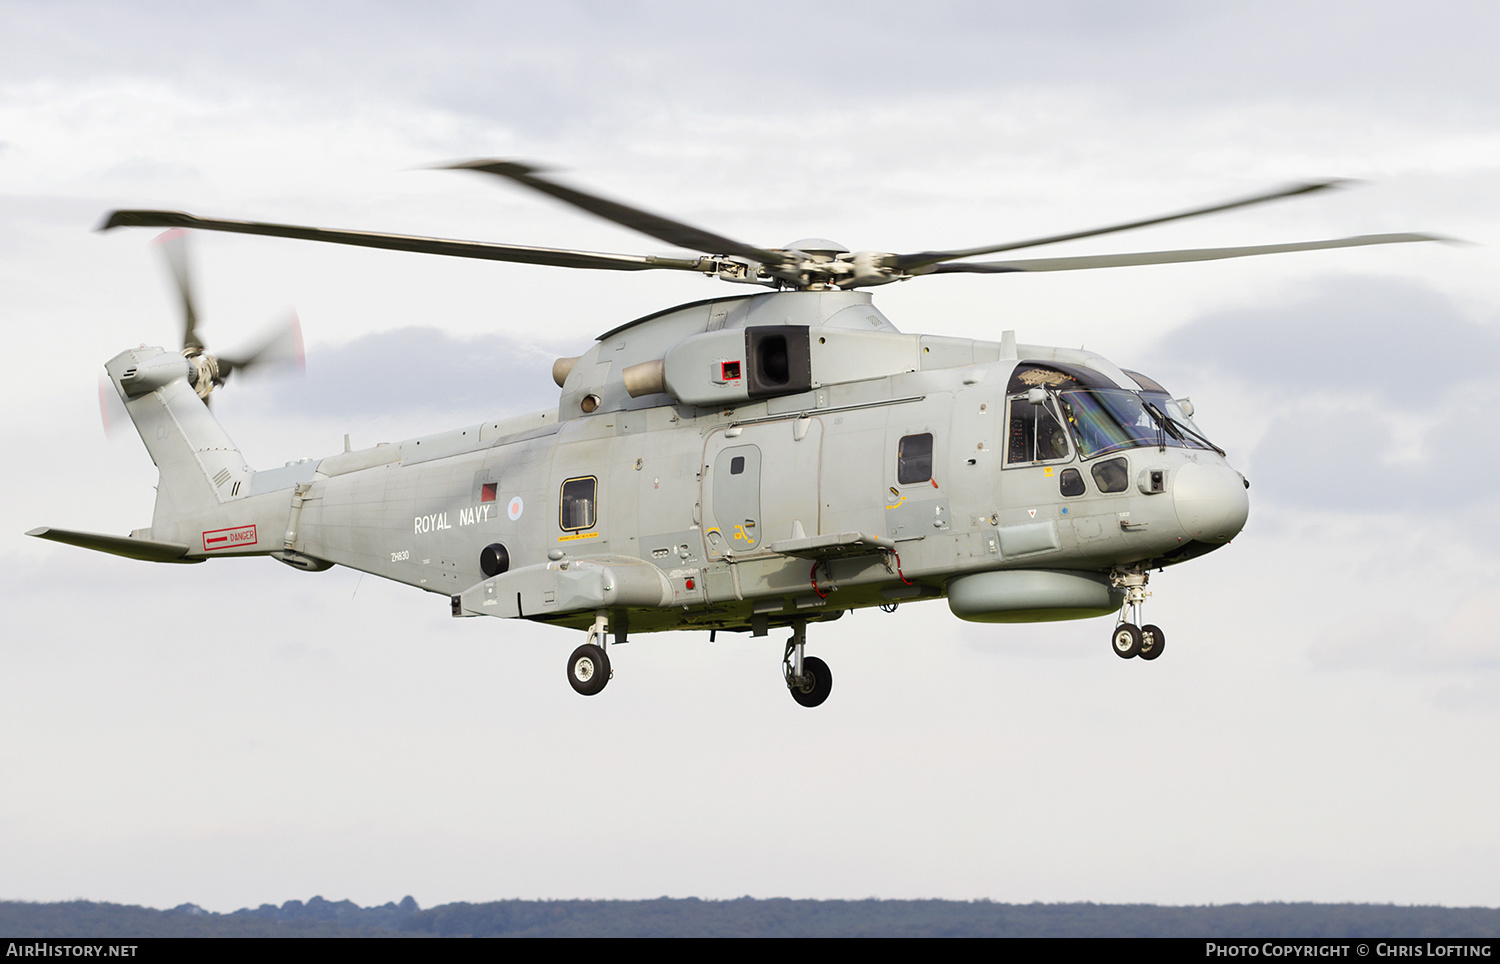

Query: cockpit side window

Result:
[1005,395,1073,465]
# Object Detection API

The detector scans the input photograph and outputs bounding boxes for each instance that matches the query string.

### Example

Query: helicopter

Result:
[28,161,1441,707]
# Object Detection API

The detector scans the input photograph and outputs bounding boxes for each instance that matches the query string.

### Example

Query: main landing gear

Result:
[783,621,833,708]
[564,613,839,704]
[1109,568,1166,662]
[567,611,614,696]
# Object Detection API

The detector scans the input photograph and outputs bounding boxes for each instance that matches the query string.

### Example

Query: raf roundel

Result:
[507,496,524,522]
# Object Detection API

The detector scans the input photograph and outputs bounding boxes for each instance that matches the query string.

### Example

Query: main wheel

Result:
[1138,624,1166,661]
[788,655,833,708]
[1111,623,1142,659]
[567,643,611,696]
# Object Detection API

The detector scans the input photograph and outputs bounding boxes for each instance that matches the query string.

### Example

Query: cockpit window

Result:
[1122,369,1168,393]
[1057,388,1216,459]
[1147,393,1215,450]
[1091,457,1130,493]
[1006,396,1072,465]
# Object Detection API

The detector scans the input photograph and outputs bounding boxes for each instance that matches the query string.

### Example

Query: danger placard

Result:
[203,524,257,551]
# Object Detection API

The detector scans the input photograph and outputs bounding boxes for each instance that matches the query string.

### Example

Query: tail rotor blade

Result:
[153,228,203,352]
[217,311,306,384]
[98,373,129,438]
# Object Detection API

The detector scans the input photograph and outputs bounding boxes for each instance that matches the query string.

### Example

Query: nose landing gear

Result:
[1138,623,1166,661]
[1110,569,1166,661]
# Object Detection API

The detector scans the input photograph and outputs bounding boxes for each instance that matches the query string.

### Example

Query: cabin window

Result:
[560,476,597,531]
[1059,468,1086,497]
[898,433,933,485]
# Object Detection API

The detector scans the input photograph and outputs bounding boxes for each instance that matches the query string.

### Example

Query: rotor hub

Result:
[184,349,220,399]
[782,238,849,260]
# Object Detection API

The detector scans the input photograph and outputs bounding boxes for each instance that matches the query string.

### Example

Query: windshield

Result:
[1057,388,1217,459]
[1144,392,1217,450]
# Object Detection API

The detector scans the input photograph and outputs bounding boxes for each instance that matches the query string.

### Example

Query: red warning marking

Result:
[203,524,257,551]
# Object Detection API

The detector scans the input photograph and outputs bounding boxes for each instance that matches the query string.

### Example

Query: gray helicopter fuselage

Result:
[89,288,1247,638]
[50,164,1437,701]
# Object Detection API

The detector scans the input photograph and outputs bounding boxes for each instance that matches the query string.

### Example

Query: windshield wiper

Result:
[1143,400,1224,456]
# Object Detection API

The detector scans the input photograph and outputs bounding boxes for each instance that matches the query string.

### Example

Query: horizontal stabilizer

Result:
[26,527,202,564]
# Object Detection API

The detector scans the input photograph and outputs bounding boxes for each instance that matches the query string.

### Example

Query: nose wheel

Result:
[1138,624,1166,660]
[1112,622,1142,659]
[1110,569,1167,661]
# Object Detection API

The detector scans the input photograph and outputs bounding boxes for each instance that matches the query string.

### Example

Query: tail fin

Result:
[105,346,253,545]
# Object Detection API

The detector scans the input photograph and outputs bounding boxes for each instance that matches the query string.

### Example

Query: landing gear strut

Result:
[1109,568,1167,661]
[783,621,833,708]
[567,611,613,696]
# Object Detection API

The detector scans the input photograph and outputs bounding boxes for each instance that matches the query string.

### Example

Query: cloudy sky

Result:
[3,1,1499,913]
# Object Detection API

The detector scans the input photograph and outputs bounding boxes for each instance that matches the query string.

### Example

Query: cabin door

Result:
[705,443,762,559]
[702,419,822,561]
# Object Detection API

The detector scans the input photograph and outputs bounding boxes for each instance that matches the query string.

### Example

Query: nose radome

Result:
[1172,462,1249,543]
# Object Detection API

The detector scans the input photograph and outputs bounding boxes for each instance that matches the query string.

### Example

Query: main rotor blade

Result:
[895,180,1349,270]
[923,233,1445,275]
[153,228,202,351]
[101,211,709,274]
[446,159,790,266]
